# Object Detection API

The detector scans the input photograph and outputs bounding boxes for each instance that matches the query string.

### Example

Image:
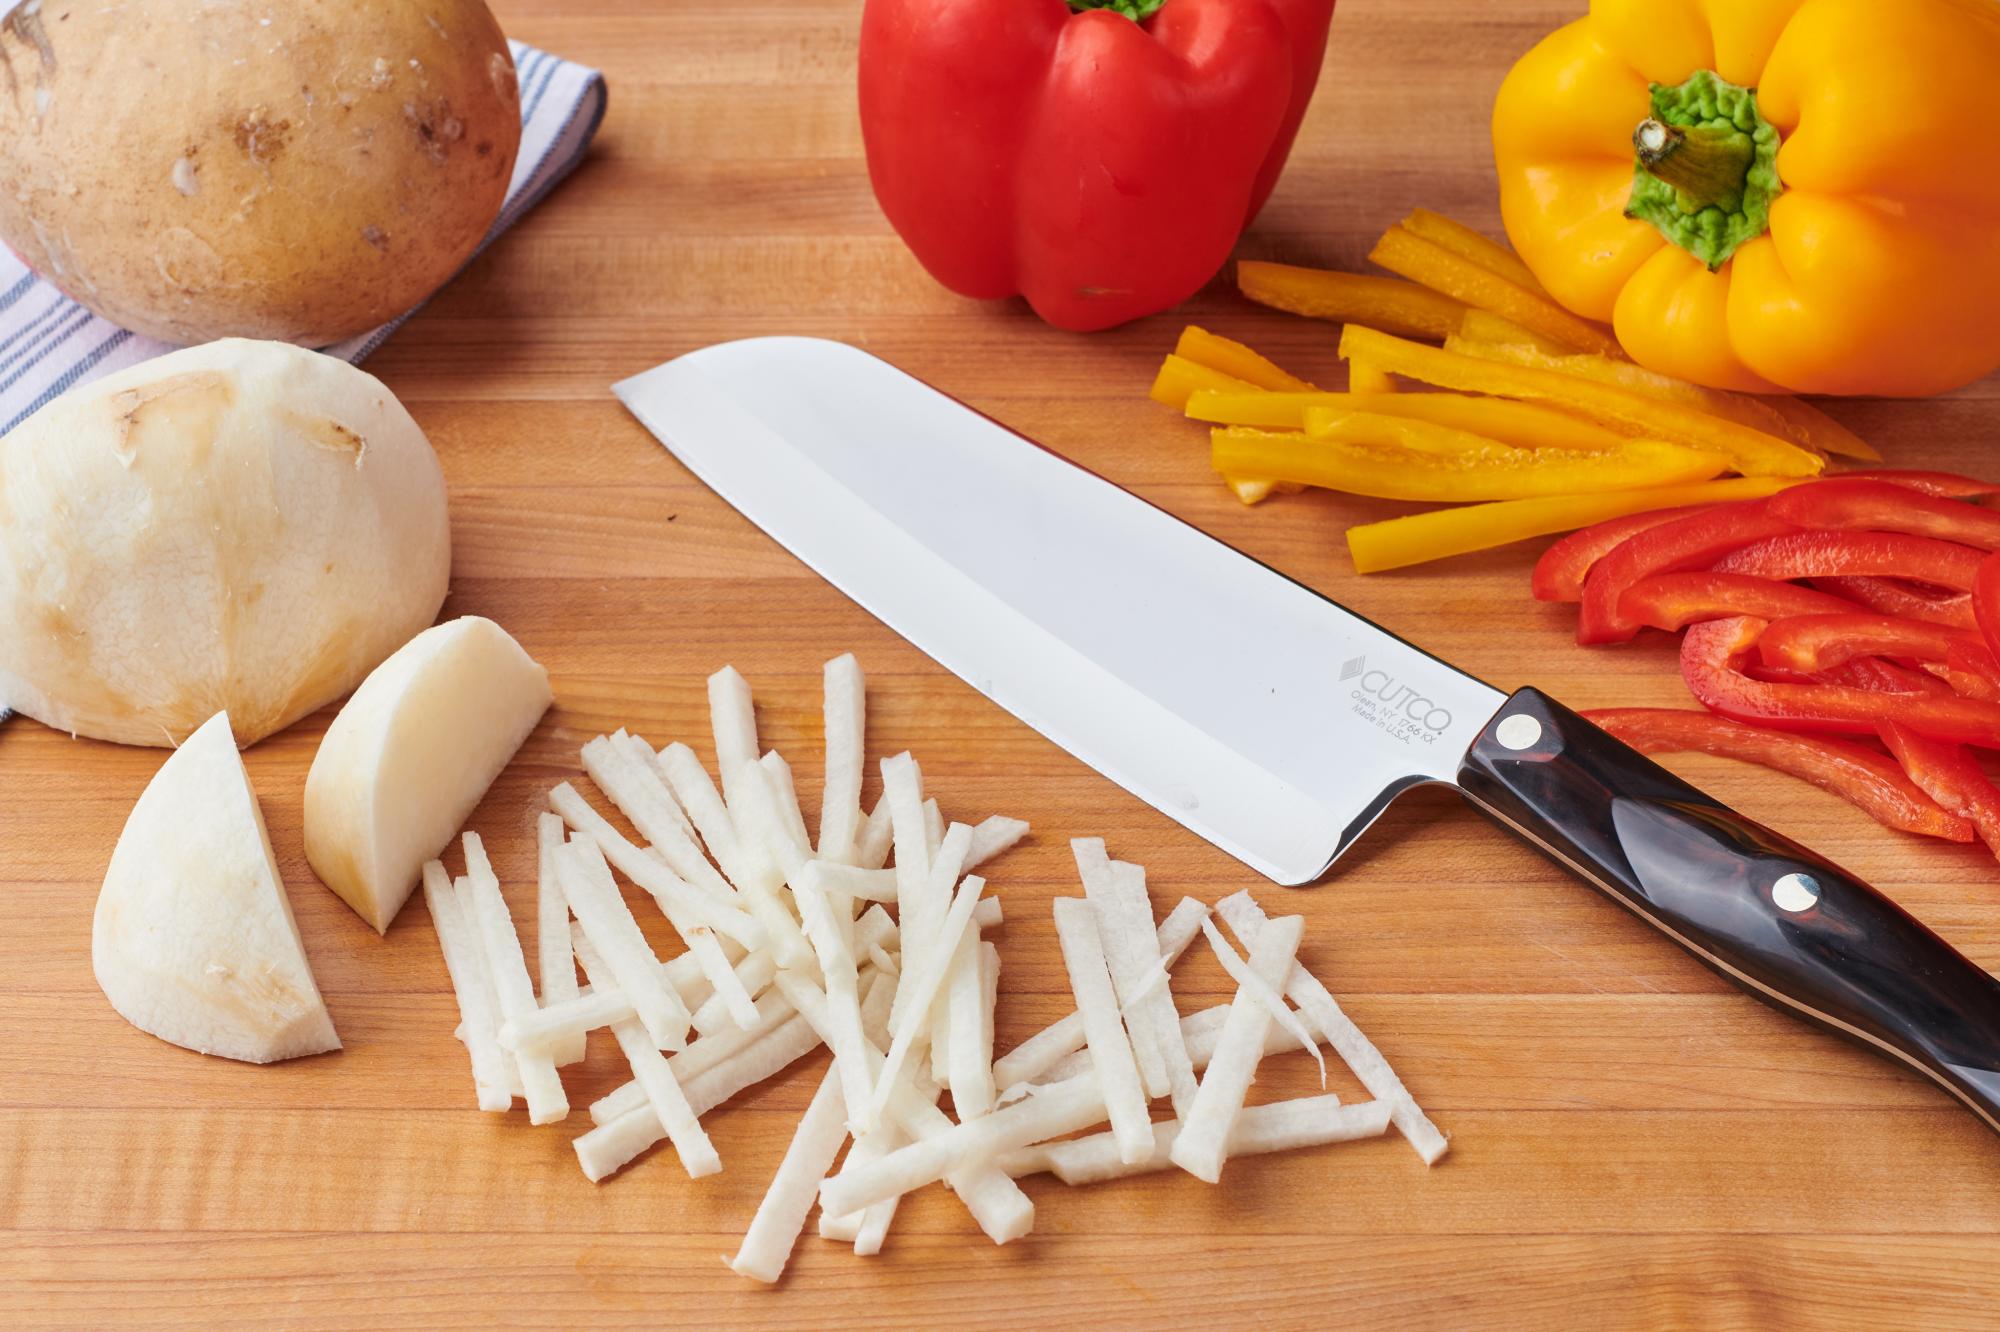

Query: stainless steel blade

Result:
[615,337,1508,885]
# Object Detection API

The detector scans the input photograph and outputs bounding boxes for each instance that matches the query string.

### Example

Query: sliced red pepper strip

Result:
[1530,504,1713,603]
[1947,641,2000,702]
[1616,572,1856,634]
[1766,479,2000,551]
[1974,550,2000,662]
[1755,613,1980,676]
[1577,503,1797,644]
[1878,724,2000,858]
[1812,576,1977,629]
[1680,616,2000,747]
[1835,469,2000,500]
[1584,707,1973,842]
[1712,530,1984,591]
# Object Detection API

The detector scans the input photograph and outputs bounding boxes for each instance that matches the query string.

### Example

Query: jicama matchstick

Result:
[657,741,754,886]
[534,813,587,1066]
[1170,914,1304,1183]
[731,1063,851,1283]
[611,730,701,851]
[502,930,764,1058]
[919,824,973,1080]
[553,835,691,1051]
[1199,918,1326,1084]
[819,653,867,865]
[422,860,512,1112]
[799,861,899,903]
[1042,1000,1321,1083]
[583,734,745,921]
[947,935,999,1119]
[1051,897,1154,1165]
[819,1073,1106,1220]
[461,833,569,1125]
[686,948,777,1037]
[1073,841,1196,1114]
[549,783,763,1027]
[575,931,719,1178]
[992,895,1208,1089]
[965,815,1029,869]
[869,872,985,1126]
[1216,890,1449,1165]
[854,797,893,872]
[709,664,761,820]
[880,754,931,1018]
[922,798,944,856]
[796,878,874,1128]
[721,759,823,970]
[759,750,814,861]
[1004,1096,1390,1185]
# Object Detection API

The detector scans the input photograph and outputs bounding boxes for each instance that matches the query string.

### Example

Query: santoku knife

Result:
[616,336,2000,1135]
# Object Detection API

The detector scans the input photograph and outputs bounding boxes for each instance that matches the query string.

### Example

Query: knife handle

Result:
[1456,687,2000,1133]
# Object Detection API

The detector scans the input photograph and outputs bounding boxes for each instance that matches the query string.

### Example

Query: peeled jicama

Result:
[0,339,449,747]
[93,711,339,1063]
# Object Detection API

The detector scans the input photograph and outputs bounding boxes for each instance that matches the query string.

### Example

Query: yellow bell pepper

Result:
[1301,409,1520,456]
[1236,261,1469,340]
[1212,427,1730,503]
[1150,355,1259,411]
[1346,358,1398,394]
[1187,388,1633,452]
[1174,326,1317,392]
[1399,208,1547,295]
[1369,224,1624,359]
[1492,0,2000,396]
[1344,476,1803,573]
[1457,309,1574,356]
[1339,325,1823,477]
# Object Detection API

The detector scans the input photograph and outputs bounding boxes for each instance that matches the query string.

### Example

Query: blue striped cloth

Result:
[0,39,606,436]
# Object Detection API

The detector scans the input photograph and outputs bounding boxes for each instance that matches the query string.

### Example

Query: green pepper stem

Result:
[1633,118,1756,215]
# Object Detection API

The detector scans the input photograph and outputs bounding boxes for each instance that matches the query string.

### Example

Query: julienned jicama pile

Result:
[426,654,1446,1283]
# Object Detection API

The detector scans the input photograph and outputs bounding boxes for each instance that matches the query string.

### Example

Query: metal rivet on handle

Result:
[1772,872,1821,913]
[1494,714,1542,752]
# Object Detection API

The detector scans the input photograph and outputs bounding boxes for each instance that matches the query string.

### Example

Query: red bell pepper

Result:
[1765,479,2000,551]
[1974,550,2000,661]
[1947,641,2000,702]
[1680,616,2000,748]
[1615,573,1855,634]
[1575,503,1796,644]
[1754,613,1979,677]
[1811,576,1978,629]
[1877,723,2000,858]
[858,0,1336,332]
[1584,707,1972,842]
[1832,469,2000,500]
[1530,504,1712,603]
[1712,531,1985,591]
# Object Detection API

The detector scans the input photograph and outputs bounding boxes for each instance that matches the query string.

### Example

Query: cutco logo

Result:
[1340,655,1453,743]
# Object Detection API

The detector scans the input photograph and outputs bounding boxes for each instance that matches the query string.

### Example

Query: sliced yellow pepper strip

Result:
[1187,389,1634,453]
[1150,354,1259,411]
[1237,260,1469,340]
[1399,208,1547,296]
[1301,408,1521,456]
[1369,224,1625,359]
[1223,476,1305,506]
[1457,308,1574,356]
[1344,476,1807,574]
[1212,427,1731,503]
[1761,397,1881,463]
[1339,325,1824,478]
[1174,326,1316,392]
[1347,358,1398,394]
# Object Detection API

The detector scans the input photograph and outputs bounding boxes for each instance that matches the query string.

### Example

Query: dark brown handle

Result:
[1458,687,2000,1133]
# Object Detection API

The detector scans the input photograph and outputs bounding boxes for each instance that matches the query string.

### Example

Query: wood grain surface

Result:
[6,1,2000,1327]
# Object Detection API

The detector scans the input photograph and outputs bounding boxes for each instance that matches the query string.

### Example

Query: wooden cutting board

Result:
[7,1,1999,1325]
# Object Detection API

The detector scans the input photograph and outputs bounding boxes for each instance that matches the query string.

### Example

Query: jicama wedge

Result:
[1005,1096,1390,1186]
[1338,325,1822,478]
[574,931,718,1178]
[552,836,690,1051]
[1170,914,1304,1183]
[461,834,568,1125]
[1217,891,1448,1165]
[1212,427,1730,504]
[534,813,586,1066]
[1344,476,1803,574]
[1051,897,1153,1165]
[1149,353,1260,411]
[731,1065,850,1283]
[819,653,867,864]
[423,860,512,1112]
[1370,223,1621,358]
[1174,325,1316,392]
[1237,260,1469,340]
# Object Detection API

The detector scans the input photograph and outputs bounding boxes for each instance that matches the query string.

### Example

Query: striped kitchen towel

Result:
[0,39,606,436]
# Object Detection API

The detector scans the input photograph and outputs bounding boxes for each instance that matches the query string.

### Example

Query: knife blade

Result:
[617,336,2000,1135]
